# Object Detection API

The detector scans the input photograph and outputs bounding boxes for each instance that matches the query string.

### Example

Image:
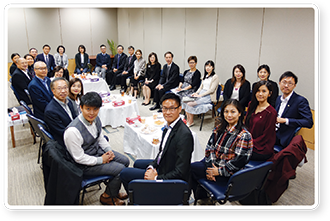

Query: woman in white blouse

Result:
[183,60,220,127]
[129,49,146,98]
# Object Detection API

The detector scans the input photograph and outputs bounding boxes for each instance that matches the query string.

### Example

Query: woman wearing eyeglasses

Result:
[182,60,219,127]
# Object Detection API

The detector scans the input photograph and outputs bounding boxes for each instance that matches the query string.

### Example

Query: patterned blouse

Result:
[205,124,253,177]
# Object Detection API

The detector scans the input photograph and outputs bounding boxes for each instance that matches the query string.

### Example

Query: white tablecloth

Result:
[8,113,28,126]
[81,76,110,94]
[98,95,140,128]
[123,116,204,162]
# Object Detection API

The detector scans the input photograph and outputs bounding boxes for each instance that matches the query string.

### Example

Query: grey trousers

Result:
[95,66,107,79]
[83,150,130,196]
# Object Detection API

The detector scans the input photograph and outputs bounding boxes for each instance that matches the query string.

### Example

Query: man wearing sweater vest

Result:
[64,92,129,205]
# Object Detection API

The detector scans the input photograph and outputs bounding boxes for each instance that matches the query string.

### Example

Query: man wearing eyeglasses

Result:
[28,61,53,121]
[275,71,313,147]
[120,93,193,197]
[44,78,77,147]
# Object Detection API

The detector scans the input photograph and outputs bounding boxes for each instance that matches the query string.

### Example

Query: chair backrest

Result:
[26,113,48,139]
[128,179,189,205]
[20,100,32,115]
[38,124,54,143]
[216,84,222,101]
[24,89,32,102]
[225,161,273,199]
[10,84,20,102]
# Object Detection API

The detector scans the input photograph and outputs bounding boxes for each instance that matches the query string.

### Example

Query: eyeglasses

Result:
[161,106,180,112]
[35,67,47,71]
[280,80,295,87]
[55,86,68,91]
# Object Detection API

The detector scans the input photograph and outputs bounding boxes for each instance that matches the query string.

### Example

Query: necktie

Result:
[129,56,132,63]
[45,55,49,66]
[117,54,120,69]
[157,126,170,165]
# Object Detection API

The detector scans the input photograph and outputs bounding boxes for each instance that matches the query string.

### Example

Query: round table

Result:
[98,94,140,128]
[81,76,110,94]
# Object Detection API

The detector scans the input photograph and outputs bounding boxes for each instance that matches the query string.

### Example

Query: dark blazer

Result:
[9,63,17,76]
[275,91,313,147]
[75,53,89,70]
[252,79,279,108]
[11,68,32,105]
[223,78,251,109]
[44,98,77,147]
[181,69,202,92]
[159,62,180,91]
[96,53,111,68]
[28,76,53,121]
[149,119,194,182]
[123,54,137,76]
[111,52,127,71]
[36,53,56,76]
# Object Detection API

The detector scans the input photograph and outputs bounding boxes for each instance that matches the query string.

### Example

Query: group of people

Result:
[9,43,314,205]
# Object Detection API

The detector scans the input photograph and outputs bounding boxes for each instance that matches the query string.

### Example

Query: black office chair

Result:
[26,113,49,164]
[19,100,36,144]
[10,84,20,104]
[194,161,273,205]
[128,179,189,205]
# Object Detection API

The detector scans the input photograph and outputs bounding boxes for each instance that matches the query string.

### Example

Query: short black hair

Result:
[100,44,106,48]
[11,53,20,60]
[279,71,298,84]
[164,51,173,58]
[160,92,181,107]
[29,48,37,53]
[80,92,102,108]
[43,44,51,49]
[117,45,124,50]
[57,45,65,53]
[78,45,86,53]
[128,46,135,50]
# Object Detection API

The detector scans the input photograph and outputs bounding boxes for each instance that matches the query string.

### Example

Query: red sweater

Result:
[246,105,277,156]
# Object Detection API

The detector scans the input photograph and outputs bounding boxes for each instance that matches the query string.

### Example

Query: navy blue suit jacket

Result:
[111,52,127,71]
[11,68,32,105]
[36,53,56,76]
[28,76,53,121]
[44,98,77,147]
[275,91,313,147]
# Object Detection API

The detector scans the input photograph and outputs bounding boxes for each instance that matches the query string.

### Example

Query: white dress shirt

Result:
[64,114,111,166]
[276,91,294,129]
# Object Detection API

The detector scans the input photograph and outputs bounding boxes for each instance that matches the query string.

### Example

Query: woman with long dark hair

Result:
[183,60,219,127]
[190,99,253,200]
[245,80,276,160]
[251,64,279,107]
[223,64,251,109]
[68,78,84,115]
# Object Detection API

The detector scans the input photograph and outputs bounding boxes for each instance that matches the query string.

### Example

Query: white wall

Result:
[117,7,315,109]
[7,8,117,59]
[7,7,315,109]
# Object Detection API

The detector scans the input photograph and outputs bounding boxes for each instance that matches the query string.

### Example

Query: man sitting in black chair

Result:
[120,93,193,195]
[64,92,129,205]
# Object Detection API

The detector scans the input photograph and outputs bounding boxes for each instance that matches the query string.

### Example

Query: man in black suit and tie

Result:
[120,93,194,194]
[107,45,128,90]
[44,77,77,147]
[11,58,33,104]
[119,46,136,92]
[149,51,180,112]
[35,44,56,76]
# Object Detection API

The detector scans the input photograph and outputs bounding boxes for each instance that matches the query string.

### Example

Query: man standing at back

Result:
[149,51,180,112]
[275,71,313,147]
[118,46,136,92]
[36,44,55,76]
[107,45,127,90]
[28,61,53,121]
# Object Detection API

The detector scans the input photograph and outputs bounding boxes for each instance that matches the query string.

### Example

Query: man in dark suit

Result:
[149,51,180,112]
[28,61,53,121]
[107,45,127,90]
[118,46,136,92]
[11,58,32,104]
[35,44,56,76]
[275,71,313,147]
[120,93,194,194]
[44,78,77,147]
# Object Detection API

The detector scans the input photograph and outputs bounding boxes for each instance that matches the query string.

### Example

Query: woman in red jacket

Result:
[245,81,277,161]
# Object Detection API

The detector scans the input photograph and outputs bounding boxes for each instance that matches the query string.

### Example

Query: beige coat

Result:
[195,74,220,102]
